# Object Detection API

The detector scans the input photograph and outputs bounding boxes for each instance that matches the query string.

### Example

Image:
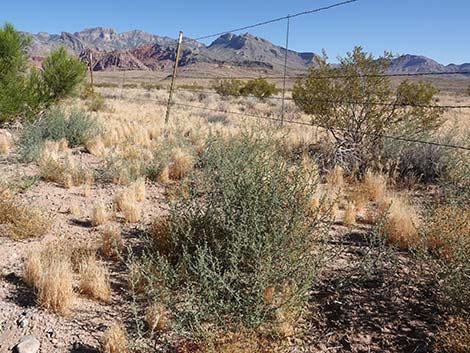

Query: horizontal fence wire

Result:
[116,94,470,152]
[177,70,470,81]
[190,0,360,41]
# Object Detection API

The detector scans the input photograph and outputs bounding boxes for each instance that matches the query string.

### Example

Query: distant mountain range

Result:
[24,27,470,75]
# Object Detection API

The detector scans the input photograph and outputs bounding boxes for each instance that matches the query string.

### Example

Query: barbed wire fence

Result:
[90,0,470,152]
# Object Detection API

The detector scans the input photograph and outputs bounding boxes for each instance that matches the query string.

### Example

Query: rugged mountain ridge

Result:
[25,27,470,74]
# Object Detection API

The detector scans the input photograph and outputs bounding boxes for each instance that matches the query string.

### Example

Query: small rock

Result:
[13,336,40,353]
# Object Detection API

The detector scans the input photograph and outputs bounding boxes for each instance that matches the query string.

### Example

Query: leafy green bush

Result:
[292,47,444,172]
[41,47,86,102]
[212,79,244,97]
[17,108,100,162]
[133,133,327,338]
[0,23,86,123]
[0,22,31,122]
[240,77,279,99]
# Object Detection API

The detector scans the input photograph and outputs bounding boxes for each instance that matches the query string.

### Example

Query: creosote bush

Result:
[134,133,328,340]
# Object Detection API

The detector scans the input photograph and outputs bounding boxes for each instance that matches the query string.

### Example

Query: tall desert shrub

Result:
[136,133,328,338]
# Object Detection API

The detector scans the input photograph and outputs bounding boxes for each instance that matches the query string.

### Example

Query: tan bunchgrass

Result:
[38,145,91,188]
[0,197,50,239]
[0,131,13,154]
[158,165,170,184]
[85,137,107,157]
[91,202,110,227]
[343,202,356,226]
[83,183,92,198]
[101,226,123,258]
[363,170,387,202]
[146,303,170,332]
[132,178,146,202]
[168,148,193,180]
[326,165,344,190]
[101,322,128,353]
[121,199,141,223]
[79,254,112,303]
[379,193,420,250]
[24,245,74,316]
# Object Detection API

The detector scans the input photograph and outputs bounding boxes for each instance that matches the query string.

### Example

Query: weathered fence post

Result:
[165,31,184,124]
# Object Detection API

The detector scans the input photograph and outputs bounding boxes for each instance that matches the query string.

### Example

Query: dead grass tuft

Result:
[379,194,420,250]
[101,226,123,258]
[101,322,128,353]
[168,148,193,180]
[79,254,112,303]
[363,170,387,202]
[24,245,74,316]
[91,202,110,227]
[326,165,344,190]
[0,131,13,154]
[0,197,50,239]
[343,202,356,226]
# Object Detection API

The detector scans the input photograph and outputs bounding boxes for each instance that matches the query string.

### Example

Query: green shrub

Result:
[133,133,327,338]
[292,47,444,172]
[212,79,244,97]
[17,108,100,162]
[0,22,31,123]
[41,47,86,102]
[240,77,279,99]
[0,23,86,123]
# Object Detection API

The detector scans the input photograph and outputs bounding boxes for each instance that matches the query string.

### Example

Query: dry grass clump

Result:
[0,130,13,154]
[168,148,193,180]
[91,202,110,227]
[113,181,145,223]
[326,165,344,190]
[132,178,146,202]
[85,136,107,157]
[79,254,112,303]
[101,322,128,353]
[379,194,420,250]
[146,303,170,332]
[0,197,50,239]
[38,141,91,188]
[343,202,356,226]
[101,226,124,258]
[426,205,470,259]
[436,316,470,353]
[23,245,74,316]
[362,170,387,202]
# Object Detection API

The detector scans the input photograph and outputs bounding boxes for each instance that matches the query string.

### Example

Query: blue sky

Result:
[1,0,469,64]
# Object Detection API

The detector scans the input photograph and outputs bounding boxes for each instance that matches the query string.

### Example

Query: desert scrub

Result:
[424,205,470,313]
[133,133,328,340]
[0,196,49,239]
[17,108,100,162]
